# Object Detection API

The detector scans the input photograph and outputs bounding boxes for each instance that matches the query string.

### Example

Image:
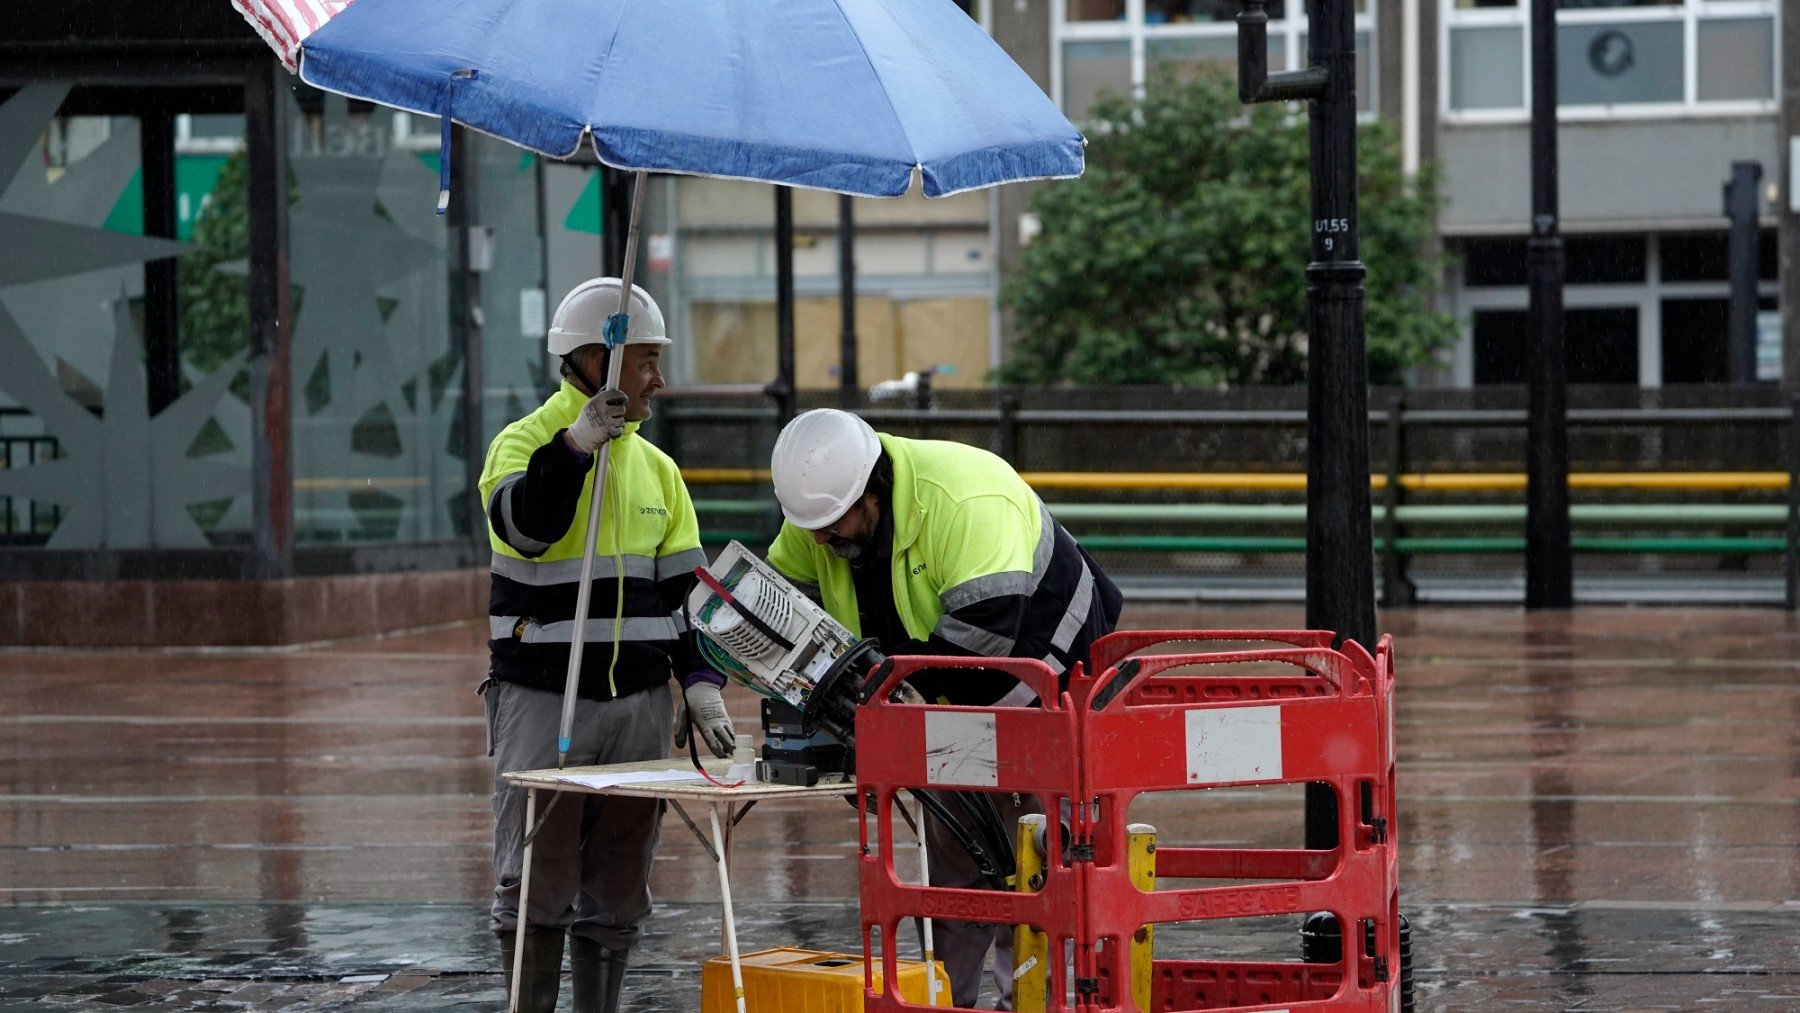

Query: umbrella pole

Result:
[556,169,650,768]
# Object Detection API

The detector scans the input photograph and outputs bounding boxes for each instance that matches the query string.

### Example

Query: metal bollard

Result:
[1126,823,1156,1011]
[1299,909,1412,1010]
[1399,912,1415,1012]
[1299,910,1341,964]
[1012,814,1049,1012]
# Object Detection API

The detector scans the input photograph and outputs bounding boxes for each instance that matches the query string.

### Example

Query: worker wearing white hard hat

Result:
[546,276,669,424]
[478,277,733,1013]
[766,408,1124,1010]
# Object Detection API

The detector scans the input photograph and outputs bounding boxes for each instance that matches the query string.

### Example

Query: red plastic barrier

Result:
[856,654,1085,1012]
[1072,630,1400,1012]
[1088,630,1342,677]
[853,632,1401,1013]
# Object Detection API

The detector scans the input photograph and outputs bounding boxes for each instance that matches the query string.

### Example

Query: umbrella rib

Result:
[823,0,920,172]
[581,0,634,151]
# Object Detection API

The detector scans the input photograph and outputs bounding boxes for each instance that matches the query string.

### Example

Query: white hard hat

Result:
[771,409,881,530]
[547,277,668,356]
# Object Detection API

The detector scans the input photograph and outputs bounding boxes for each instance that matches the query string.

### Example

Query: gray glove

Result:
[564,388,628,454]
[674,681,736,759]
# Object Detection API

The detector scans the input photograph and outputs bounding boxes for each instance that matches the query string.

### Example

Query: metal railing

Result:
[4,391,1794,606]
[657,390,1797,608]
[1371,395,1794,607]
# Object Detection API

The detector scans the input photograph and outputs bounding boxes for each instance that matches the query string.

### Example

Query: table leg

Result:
[708,804,747,1013]
[510,786,536,1013]
[918,814,938,1006]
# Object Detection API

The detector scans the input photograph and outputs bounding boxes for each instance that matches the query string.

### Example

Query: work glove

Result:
[674,674,737,759]
[564,388,628,454]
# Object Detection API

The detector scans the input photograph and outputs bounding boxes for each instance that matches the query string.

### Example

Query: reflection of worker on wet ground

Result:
[765,408,1123,1009]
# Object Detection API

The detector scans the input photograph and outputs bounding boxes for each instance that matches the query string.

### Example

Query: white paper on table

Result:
[552,769,708,790]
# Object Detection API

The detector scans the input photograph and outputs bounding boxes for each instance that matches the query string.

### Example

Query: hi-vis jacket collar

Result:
[548,379,645,440]
[881,432,926,555]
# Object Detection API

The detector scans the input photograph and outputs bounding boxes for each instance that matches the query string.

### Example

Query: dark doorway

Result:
[1660,298,1729,384]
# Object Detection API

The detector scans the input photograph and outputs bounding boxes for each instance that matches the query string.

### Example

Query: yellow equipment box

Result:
[701,946,949,1012]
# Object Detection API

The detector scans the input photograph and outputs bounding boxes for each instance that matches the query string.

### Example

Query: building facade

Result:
[654,0,1795,392]
[993,0,1794,388]
[0,5,539,643]
[2,2,1791,644]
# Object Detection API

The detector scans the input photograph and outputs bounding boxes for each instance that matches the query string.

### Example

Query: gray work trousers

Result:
[485,678,674,950]
[924,792,1042,1011]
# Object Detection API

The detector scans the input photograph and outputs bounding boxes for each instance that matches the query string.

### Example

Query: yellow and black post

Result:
[1126,823,1157,1011]
[1012,814,1048,1011]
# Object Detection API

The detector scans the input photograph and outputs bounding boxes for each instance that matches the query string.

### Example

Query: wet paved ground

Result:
[3,604,1796,1010]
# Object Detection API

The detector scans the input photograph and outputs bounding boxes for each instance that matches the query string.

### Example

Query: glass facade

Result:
[1695,18,1778,102]
[0,69,549,573]
[1453,231,1780,387]
[1062,40,1135,119]
[1056,0,1375,121]
[1449,25,1528,108]
[1144,34,1260,82]
[1556,21,1685,105]
[1443,0,1777,115]
[0,85,252,550]
[474,135,551,447]
[286,93,465,546]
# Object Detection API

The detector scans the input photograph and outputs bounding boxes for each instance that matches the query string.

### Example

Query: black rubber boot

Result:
[570,936,629,1013]
[497,927,564,1013]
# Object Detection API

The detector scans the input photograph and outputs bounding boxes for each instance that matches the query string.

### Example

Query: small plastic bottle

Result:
[732,739,758,780]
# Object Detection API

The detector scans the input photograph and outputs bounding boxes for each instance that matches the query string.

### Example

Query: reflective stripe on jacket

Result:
[480,380,706,700]
[768,433,1121,705]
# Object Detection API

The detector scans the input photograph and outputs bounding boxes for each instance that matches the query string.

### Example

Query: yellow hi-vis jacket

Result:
[480,381,707,700]
[768,433,1122,706]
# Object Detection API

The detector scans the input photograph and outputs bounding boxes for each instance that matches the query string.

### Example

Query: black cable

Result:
[910,791,994,884]
[954,791,1010,876]
[681,694,742,788]
[951,790,1018,887]
[910,789,1008,890]
[892,794,920,839]
[695,567,795,652]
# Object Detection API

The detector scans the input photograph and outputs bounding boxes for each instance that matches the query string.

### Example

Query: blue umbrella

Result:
[240,0,1084,201]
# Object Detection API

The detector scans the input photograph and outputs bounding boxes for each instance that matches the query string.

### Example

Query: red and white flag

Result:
[231,0,356,71]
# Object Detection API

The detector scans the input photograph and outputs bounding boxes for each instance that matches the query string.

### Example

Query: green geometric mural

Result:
[101,154,231,240]
[563,172,602,235]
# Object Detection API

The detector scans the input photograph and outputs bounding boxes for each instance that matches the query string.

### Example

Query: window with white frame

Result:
[1442,0,1778,117]
[1452,231,1779,385]
[1054,0,1376,122]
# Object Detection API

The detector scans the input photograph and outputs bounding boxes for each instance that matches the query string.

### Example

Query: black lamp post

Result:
[1237,3,1410,1006]
[839,194,859,408]
[1238,0,1375,652]
[1723,160,1763,384]
[770,187,797,426]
